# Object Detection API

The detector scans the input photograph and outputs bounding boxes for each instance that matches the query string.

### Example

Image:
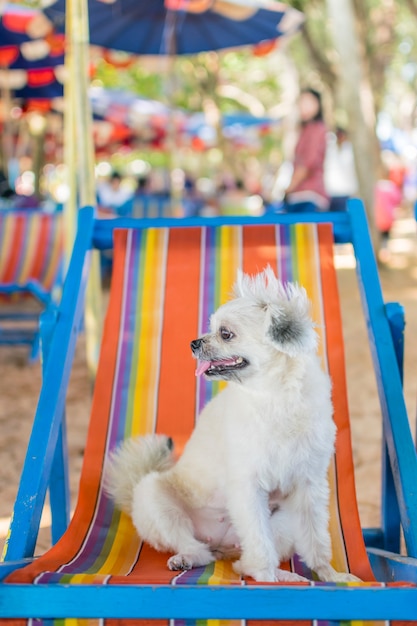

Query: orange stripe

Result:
[121,543,176,584]
[108,546,173,626]
[241,225,277,275]
[318,225,374,581]
[156,228,202,453]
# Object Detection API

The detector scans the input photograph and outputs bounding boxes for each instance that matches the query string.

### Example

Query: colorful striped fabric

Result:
[0,211,63,302]
[7,223,391,625]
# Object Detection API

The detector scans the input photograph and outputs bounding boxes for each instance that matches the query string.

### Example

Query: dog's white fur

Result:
[104,267,359,583]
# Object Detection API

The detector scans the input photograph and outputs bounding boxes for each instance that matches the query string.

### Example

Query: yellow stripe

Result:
[293,224,350,575]
[304,224,326,368]
[132,229,166,437]
[95,513,140,576]
[137,228,159,434]
[208,560,240,584]
[328,458,350,572]
[293,225,327,374]
[295,225,321,327]
[207,561,241,626]
[66,573,89,584]
[216,227,241,394]
[219,226,240,303]
[303,226,348,572]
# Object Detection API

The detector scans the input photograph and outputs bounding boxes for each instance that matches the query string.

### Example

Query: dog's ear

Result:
[265,284,317,357]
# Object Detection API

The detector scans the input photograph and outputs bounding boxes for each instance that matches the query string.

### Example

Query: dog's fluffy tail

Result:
[103,434,175,514]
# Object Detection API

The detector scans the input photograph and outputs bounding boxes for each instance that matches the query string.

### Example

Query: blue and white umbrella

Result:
[43,0,303,56]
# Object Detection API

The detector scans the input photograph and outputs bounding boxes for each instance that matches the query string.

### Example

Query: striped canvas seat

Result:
[3,212,417,624]
[0,211,63,303]
[0,211,63,359]
[7,226,373,583]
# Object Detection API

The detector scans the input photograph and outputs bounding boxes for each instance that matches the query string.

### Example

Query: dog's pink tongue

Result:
[195,360,211,376]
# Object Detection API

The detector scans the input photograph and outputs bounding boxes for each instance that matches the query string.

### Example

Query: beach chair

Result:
[1,198,417,623]
[0,211,63,362]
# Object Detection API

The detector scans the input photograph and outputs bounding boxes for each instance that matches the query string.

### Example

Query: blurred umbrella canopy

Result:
[0,0,303,377]
[43,0,303,56]
[0,0,303,106]
[0,4,65,99]
[89,86,178,128]
[89,87,280,151]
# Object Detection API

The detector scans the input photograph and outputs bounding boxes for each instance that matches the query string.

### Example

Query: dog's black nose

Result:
[191,338,202,352]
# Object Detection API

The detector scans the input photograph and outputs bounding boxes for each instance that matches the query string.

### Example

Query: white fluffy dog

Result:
[105,267,358,583]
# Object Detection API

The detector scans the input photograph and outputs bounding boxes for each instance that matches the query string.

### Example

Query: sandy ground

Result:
[0,213,416,558]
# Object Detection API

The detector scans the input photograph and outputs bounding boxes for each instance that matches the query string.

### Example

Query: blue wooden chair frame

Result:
[1,198,417,622]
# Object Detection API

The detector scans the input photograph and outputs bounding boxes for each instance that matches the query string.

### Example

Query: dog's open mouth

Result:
[195,356,248,377]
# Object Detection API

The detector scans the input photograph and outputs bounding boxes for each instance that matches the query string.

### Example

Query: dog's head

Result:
[191,266,318,382]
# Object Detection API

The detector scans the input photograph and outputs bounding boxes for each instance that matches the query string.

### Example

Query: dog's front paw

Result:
[233,559,276,582]
[330,572,362,583]
[233,560,308,583]
[168,554,193,571]
[168,545,214,571]
[314,564,362,583]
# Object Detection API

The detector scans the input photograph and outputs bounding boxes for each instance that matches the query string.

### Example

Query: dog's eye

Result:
[220,327,234,341]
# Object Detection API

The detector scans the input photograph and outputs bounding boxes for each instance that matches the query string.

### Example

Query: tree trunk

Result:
[326,0,378,242]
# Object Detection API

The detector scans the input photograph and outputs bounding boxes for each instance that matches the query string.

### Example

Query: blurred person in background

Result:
[325,126,358,211]
[284,88,329,212]
[97,171,134,214]
[135,175,151,197]
[183,174,203,217]
[374,163,402,264]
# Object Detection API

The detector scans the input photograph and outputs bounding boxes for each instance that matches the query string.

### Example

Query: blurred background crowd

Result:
[1,0,417,255]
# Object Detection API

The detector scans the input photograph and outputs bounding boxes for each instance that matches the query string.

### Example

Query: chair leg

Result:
[40,306,70,544]
[28,332,41,364]
[381,302,405,553]
[49,418,70,544]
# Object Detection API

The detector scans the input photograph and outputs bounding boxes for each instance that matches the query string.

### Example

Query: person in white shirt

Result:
[324,127,358,211]
[97,171,134,212]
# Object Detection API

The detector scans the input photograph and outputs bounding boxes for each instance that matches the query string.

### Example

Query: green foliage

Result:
[290,0,417,119]
[93,57,165,100]
[92,46,290,173]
